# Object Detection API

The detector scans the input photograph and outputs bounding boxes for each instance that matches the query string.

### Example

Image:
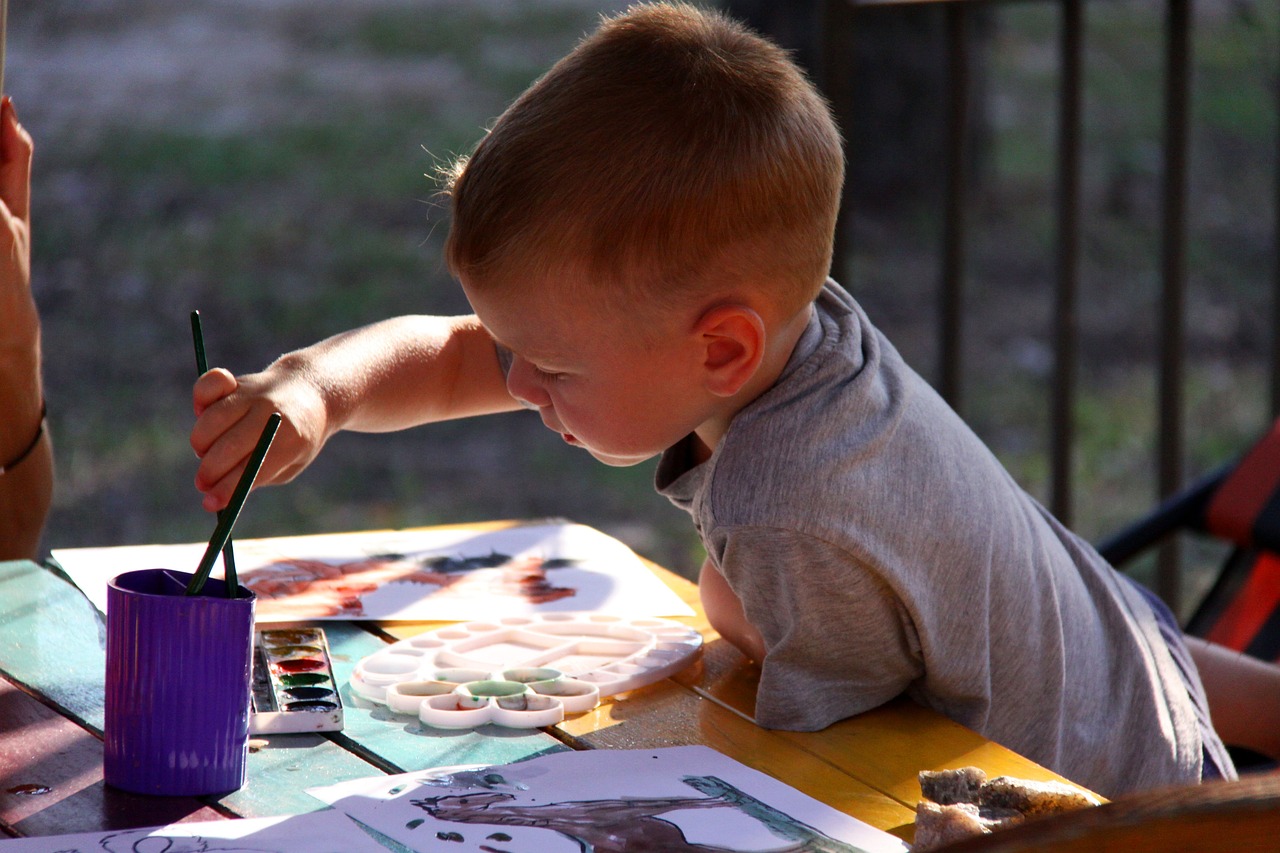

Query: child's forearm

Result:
[275,314,520,434]
[191,314,520,511]
[1186,635,1280,760]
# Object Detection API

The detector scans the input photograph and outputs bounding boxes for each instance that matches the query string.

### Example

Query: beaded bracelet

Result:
[0,401,47,475]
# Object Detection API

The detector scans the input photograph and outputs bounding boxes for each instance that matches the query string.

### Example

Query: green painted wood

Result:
[324,622,568,773]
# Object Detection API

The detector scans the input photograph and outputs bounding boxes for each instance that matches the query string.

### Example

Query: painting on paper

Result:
[310,746,910,853]
[52,522,693,622]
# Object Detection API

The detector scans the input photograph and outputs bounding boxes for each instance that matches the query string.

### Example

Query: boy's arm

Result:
[1185,635,1280,760]
[190,314,518,512]
[699,556,766,662]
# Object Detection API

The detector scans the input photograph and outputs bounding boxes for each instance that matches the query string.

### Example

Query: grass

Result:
[26,1,1279,599]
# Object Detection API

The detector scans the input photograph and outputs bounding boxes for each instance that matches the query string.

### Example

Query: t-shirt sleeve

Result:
[714,525,923,730]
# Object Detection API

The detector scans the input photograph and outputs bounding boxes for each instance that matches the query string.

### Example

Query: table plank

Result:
[0,677,225,836]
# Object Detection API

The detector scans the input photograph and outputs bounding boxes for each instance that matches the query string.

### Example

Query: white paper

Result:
[0,809,391,853]
[52,522,693,622]
[309,746,909,853]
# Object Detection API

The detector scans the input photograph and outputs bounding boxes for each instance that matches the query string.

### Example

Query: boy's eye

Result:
[533,365,565,381]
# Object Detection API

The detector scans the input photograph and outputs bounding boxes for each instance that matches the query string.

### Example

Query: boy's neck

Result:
[692,301,814,462]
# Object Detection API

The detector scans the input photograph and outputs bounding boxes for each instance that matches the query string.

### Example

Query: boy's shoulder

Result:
[706,282,1004,532]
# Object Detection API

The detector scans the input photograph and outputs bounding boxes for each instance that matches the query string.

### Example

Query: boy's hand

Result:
[190,363,330,512]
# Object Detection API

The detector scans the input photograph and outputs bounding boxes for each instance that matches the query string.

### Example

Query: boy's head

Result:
[444,2,844,324]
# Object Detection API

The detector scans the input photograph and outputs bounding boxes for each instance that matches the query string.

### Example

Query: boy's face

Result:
[463,276,718,467]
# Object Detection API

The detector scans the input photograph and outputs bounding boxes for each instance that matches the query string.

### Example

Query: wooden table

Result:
[0,525,1090,845]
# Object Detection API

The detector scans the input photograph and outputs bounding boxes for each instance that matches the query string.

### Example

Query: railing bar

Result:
[1273,53,1280,420]
[1051,0,1083,526]
[822,1,859,285]
[940,3,970,411]
[1157,0,1192,611]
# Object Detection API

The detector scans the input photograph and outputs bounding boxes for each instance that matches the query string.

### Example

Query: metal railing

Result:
[809,0,1279,612]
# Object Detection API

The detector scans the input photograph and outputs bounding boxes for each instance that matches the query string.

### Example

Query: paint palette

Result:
[351,613,703,728]
[250,628,344,734]
[382,666,602,729]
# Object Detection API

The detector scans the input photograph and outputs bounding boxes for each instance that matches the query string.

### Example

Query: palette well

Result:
[351,613,702,728]
[250,628,344,734]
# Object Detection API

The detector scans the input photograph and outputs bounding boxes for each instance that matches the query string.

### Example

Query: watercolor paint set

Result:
[249,627,344,734]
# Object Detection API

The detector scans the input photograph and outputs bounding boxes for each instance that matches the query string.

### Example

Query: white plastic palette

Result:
[351,613,702,729]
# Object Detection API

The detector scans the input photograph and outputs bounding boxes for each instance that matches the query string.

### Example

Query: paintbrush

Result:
[186,412,281,596]
[191,311,241,596]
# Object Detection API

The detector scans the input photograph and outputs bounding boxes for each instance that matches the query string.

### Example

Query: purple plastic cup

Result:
[103,568,256,796]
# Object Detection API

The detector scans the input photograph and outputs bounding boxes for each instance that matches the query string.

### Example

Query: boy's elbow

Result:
[719,621,767,664]
[699,558,767,662]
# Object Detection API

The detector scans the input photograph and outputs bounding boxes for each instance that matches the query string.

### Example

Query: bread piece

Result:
[912,801,1023,851]
[978,775,1102,816]
[918,766,987,805]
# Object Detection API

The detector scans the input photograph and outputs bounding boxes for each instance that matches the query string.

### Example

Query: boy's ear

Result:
[694,304,766,398]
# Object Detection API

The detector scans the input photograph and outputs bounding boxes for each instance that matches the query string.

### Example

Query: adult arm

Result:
[0,98,52,560]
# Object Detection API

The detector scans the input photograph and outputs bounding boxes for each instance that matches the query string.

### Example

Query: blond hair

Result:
[444,2,843,318]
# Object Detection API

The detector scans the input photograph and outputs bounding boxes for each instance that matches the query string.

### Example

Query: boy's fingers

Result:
[192,367,238,418]
[193,402,277,485]
[0,99,33,224]
[199,440,302,512]
[190,366,239,422]
[200,464,244,513]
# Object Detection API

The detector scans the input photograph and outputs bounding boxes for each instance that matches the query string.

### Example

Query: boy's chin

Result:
[584,447,659,467]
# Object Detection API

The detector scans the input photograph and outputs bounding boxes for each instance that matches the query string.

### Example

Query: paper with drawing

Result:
[52,522,692,622]
[309,745,909,853]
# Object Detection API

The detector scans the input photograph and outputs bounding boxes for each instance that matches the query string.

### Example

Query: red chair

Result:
[1097,416,1280,665]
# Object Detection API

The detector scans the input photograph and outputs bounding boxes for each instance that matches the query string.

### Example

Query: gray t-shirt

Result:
[656,280,1214,797]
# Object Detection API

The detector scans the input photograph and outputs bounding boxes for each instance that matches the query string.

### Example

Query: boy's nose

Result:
[507,357,551,410]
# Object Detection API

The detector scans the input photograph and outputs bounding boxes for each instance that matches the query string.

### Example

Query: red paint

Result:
[274,658,324,673]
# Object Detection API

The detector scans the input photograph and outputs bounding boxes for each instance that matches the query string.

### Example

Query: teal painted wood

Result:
[314,623,568,773]
[0,561,109,730]
[211,732,383,819]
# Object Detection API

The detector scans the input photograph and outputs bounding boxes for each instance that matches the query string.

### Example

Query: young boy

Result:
[191,3,1271,797]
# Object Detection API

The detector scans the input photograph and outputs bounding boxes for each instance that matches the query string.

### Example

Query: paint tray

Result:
[250,627,344,734]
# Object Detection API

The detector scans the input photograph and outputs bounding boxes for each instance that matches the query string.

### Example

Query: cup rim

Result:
[109,568,255,602]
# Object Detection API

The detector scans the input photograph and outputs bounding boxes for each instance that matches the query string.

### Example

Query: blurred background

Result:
[13,0,1278,602]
